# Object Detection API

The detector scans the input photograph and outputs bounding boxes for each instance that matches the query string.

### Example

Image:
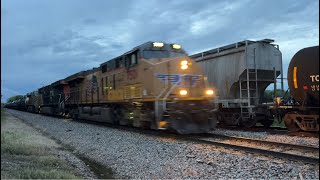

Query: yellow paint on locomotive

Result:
[108,89,124,101]
[76,55,213,104]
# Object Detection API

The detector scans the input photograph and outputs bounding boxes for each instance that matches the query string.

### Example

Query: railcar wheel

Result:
[217,112,240,127]
[260,120,274,128]
[208,111,218,130]
[258,115,274,128]
[240,118,257,128]
[284,113,300,132]
[217,112,227,127]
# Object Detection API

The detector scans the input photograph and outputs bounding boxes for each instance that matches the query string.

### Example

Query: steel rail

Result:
[205,133,319,152]
[183,134,319,164]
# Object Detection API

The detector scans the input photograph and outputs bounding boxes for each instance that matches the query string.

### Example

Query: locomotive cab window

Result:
[142,50,185,59]
[115,58,124,68]
[131,54,137,65]
[125,51,138,67]
[101,65,107,73]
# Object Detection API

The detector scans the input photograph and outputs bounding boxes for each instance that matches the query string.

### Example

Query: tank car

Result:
[287,46,319,105]
[5,97,26,110]
[12,41,217,134]
[4,101,17,109]
[273,46,319,132]
[190,39,283,128]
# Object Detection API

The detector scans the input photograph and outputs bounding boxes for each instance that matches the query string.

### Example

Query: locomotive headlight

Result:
[206,89,214,95]
[180,60,189,70]
[181,60,188,65]
[181,64,188,70]
[179,89,188,96]
[153,42,164,47]
[172,44,181,50]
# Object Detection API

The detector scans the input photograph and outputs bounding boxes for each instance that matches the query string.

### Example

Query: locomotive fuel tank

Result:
[287,46,319,106]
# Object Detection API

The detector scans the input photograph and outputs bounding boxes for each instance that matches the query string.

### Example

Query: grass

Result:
[17,168,78,179]
[1,108,80,179]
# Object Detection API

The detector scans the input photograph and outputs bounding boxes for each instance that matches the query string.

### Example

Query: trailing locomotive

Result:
[190,39,283,128]
[5,42,217,134]
[272,46,319,132]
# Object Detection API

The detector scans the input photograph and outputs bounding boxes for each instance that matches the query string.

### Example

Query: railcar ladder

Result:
[239,47,258,119]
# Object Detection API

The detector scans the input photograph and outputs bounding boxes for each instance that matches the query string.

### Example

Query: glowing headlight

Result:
[180,60,188,65]
[180,60,189,70]
[181,65,188,70]
[153,42,164,47]
[206,90,214,95]
[172,44,181,50]
[179,89,188,96]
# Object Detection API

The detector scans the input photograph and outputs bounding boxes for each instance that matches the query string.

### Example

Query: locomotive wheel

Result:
[112,107,124,125]
[284,113,300,132]
[169,111,211,134]
[169,111,187,134]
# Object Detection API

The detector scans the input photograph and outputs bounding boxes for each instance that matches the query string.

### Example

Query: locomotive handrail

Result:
[162,76,182,110]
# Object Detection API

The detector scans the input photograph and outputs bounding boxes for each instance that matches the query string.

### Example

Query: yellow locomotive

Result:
[13,42,217,134]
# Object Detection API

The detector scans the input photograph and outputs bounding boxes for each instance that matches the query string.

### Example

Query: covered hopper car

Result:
[190,39,283,128]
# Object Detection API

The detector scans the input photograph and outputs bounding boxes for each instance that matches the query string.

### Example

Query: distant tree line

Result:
[6,95,24,103]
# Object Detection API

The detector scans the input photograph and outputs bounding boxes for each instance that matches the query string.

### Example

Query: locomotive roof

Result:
[63,68,97,83]
[100,41,185,66]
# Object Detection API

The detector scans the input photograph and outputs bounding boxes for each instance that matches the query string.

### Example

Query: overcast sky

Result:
[1,0,319,102]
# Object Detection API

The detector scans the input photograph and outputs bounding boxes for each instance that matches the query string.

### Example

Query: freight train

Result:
[4,41,217,134]
[6,40,318,133]
[190,40,319,132]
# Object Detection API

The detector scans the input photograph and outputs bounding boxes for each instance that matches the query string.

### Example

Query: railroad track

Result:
[217,125,319,138]
[184,133,319,164]
[36,117,320,164]
[8,110,319,164]
[108,123,319,164]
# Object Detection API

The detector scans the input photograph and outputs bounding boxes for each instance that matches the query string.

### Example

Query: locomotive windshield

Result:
[143,50,186,59]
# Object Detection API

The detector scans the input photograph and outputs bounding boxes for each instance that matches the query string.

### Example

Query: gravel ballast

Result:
[212,128,319,148]
[6,109,319,179]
